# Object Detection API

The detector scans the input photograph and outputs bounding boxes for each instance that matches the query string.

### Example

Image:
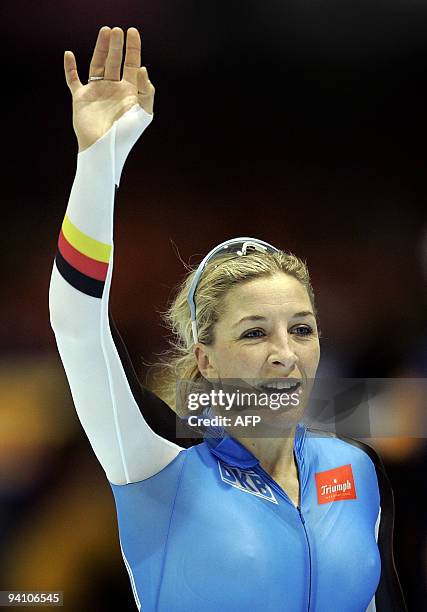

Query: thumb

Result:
[64,51,82,95]
[137,67,155,115]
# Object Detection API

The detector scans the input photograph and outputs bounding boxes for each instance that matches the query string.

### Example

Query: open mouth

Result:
[254,380,302,394]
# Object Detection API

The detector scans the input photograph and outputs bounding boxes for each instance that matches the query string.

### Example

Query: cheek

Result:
[304,342,320,375]
[293,335,319,363]
[216,344,262,377]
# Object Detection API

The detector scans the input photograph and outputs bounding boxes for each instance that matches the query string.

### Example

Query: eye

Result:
[291,325,314,336]
[242,329,265,339]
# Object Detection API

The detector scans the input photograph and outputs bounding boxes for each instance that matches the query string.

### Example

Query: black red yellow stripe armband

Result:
[55,214,112,298]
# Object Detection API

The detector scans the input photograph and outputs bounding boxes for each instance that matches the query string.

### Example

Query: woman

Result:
[49,26,407,611]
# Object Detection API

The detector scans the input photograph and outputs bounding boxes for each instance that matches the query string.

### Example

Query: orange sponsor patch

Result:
[315,464,357,504]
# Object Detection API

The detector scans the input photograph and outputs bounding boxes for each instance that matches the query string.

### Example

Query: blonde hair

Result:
[144,250,317,414]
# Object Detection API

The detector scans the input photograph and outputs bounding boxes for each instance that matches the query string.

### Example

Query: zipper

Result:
[294,451,312,612]
[297,505,312,611]
[254,455,312,612]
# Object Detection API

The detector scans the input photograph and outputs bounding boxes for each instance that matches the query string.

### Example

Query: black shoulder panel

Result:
[308,428,408,612]
[108,309,199,448]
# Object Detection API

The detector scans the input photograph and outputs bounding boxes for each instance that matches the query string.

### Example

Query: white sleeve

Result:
[49,106,184,486]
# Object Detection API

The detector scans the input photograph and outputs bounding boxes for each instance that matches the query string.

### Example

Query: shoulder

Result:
[306,428,396,524]
[329,432,387,474]
[306,427,386,473]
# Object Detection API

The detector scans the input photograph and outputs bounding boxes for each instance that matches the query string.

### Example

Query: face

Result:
[194,273,320,428]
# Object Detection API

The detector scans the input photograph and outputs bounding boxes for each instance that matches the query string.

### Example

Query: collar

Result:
[204,421,307,469]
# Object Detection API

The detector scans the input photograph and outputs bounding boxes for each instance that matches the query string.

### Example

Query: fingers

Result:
[123,27,141,87]
[137,67,155,114]
[88,26,111,79]
[64,51,82,95]
[104,27,124,81]
[137,67,152,95]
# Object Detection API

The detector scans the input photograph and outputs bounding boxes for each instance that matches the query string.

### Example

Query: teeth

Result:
[258,381,300,391]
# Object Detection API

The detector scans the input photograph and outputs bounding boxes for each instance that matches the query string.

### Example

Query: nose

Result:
[267,332,298,373]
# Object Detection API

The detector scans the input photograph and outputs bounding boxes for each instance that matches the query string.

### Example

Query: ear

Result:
[193,343,218,379]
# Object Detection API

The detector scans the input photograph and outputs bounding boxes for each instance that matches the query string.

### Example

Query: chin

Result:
[225,405,305,439]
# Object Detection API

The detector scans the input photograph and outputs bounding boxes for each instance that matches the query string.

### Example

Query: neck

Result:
[233,425,297,478]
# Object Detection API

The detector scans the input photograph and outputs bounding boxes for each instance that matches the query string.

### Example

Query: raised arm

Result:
[49,27,184,485]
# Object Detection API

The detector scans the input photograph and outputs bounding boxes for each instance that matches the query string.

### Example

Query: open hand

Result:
[64,27,155,151]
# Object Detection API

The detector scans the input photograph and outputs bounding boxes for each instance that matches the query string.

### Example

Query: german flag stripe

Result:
[55,249,105,298]
[62,214,111,263]
[58,229,108,281]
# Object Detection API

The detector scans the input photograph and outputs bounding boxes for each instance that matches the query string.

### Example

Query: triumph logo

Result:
[315,464,357,504]
[321,478,352,496]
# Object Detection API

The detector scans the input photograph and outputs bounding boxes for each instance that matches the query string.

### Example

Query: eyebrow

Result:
[232,311,315,328]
